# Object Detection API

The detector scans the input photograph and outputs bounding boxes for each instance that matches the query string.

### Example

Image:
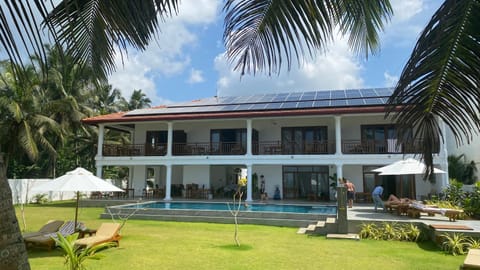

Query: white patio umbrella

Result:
[372,158,446,175]
[33,167,124,227]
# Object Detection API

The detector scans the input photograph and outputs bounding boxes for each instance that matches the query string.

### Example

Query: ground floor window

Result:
[363,166,416,199]
[282,166,329,200]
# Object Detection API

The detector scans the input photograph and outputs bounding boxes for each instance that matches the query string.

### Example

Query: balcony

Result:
[102,139,436,157]
[253,141,335,155]
[342,139,439,154]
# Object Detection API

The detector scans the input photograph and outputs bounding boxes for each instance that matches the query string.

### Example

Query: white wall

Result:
[8,179,76,204]
[183,165,210,189]
[252,165,282,198]
[131,165,147,195]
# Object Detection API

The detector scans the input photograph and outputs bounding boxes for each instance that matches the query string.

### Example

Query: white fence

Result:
[8,179,77,205]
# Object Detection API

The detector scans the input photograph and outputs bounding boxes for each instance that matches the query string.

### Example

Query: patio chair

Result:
[24,220,83,250]
[407,202,463,221]
[22,220,64,239]
[74,223,122,248]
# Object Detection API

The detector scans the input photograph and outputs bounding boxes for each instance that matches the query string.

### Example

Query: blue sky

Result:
[108,0,443,105]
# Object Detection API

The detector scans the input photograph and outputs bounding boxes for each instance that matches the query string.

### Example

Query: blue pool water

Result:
[125,201,336,215]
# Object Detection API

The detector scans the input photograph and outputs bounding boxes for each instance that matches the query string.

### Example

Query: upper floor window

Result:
[281,126,328,154]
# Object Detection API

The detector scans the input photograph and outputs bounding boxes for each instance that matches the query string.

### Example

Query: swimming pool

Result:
[104,201,337,227]
[123,201,337,215]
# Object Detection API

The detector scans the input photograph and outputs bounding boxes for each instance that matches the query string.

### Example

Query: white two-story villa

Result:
[82,88,449,202]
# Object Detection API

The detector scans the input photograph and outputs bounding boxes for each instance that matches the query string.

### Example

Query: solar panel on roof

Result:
[332,99,347,106]
[265,102,283,109]
[313,100,330,107]
[364,98,383,105]
[345,89,361,98]
[360,89,377,97]
[297,101,313,108]
[123,87,395,116]
[251,103,268,110]
[316,91,330,99]
[281,102,298,109]
[347,99,365,106]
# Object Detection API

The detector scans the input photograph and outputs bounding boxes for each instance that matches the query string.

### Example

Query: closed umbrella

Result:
[33,167,124,227]
[372,158,446,175]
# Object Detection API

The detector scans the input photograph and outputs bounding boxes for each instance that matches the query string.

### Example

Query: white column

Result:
[164,164,172,201]
[336,163,343,186]
[439,119,449,187]
[246,164,253,202]
[167,122,173,156]
[97,124,105,157]
[335,116,342,155]
[246,119,252,156]
[96,166,103,178]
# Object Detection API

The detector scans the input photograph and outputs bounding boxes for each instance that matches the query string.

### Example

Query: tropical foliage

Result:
[448,154,478,185]
[387,0,480,176]
[359,222,423,242]
[440,233,480,256]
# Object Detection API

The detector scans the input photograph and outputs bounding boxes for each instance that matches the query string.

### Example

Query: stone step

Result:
[326,217,336,223]
[316,221,326,227]
[297,228,308,234]
[326,233,360,240]
[306,224,317,231]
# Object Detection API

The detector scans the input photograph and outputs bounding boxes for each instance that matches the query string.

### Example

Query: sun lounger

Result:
[407,202,463,221]
[74,223,122,248]
[24,220,83,250]
[384,195,413,215]
[22,220,64,239]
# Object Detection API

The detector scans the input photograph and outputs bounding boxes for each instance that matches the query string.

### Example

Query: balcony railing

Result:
[253,141,336,155]
[342,139,439,154]
[102,139,436,157]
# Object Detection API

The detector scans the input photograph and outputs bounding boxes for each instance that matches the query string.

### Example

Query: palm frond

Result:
[46,0,179,79]
[223,0,392,75]
[387,0,480,177]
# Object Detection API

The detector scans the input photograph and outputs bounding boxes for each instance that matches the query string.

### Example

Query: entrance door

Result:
[283,166,329,200]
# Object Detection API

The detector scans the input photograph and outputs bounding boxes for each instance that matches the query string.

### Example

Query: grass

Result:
[18,202,465,270]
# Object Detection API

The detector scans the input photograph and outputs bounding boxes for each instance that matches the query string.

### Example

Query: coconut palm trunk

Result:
[0,154,30,270]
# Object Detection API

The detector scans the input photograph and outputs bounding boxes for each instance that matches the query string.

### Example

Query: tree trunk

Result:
[0,153,31,270]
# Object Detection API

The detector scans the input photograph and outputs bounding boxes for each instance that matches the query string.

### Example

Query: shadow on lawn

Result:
[27,249,63,258]
[217,244,253,251]
[416,240,441,252]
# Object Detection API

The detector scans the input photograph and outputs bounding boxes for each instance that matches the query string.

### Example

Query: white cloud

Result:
[383,72,398,87]
[215,36,364,96]
[188,68,205,84]
[108,0,221,105]
[391,0,424,22]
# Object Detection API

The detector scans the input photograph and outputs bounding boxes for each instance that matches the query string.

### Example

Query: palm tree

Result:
[387,0,480,176]
[123,89,152,110]
[0,62,61,269]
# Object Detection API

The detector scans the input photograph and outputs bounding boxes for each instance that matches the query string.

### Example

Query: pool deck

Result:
[87,198,480,236]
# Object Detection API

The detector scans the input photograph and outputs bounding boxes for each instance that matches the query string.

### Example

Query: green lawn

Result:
[18,202,465,270]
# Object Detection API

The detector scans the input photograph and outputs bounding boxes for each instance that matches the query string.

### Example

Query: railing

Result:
[342,140,439,154]
[172,142,246,156]
[253,140,336,155]
[102,139,435,157]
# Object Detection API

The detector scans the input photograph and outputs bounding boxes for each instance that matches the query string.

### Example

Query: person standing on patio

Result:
[372,184,385,212]
[344,178,355,208]
[260,175,268,202]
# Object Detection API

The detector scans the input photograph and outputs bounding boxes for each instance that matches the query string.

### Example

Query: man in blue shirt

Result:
[371,184,385,212]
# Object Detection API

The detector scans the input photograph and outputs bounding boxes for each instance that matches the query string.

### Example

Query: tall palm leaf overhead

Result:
[0,0,179,80]
[387,0,480,177]
[223,0,393,75]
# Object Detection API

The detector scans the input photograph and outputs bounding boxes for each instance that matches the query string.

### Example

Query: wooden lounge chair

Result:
[24,220,82,250]
[407,202,463,221]
[22,220,64,239]
[384,195,412,215]
[74,223,122,248]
